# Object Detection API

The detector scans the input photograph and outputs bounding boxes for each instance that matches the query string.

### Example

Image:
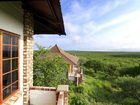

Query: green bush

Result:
[70,94,90,105]
[93,102,118,105]
[84,60,103,73]
[119,65,140,77]
[115,76,140,104]
[33,46,68,87]
[121,97,139,105]
[76,85,85,94]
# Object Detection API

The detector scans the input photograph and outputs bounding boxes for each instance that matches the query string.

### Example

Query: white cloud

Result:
[34,0,140,51]
[64,9,140,51]
[63,0,133,37]
[92,10,140,34]
[82,11,140,51]
[97,0,129,16]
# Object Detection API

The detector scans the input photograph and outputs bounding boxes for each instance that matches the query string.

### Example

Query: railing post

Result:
[56,85,69,105]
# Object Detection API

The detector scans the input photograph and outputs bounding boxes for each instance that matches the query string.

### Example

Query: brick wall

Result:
[56,85,69,105]
[23,9,34,105]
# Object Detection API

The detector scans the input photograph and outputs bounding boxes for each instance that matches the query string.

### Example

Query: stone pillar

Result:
[23,9,34,105]
[64,91,68,105]
[57,85,69,105]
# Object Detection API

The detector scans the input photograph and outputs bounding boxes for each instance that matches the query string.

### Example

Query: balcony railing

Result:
[29,85,68,105]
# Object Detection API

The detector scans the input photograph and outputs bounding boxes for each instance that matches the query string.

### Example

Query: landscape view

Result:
[68,51,140,105]
[33,0,140,105]
[34,47,140,105]
[1,0,140,105]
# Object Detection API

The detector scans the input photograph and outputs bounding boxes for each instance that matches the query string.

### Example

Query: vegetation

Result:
[33,45,68,87]
[33,47,140,105]
[69,51,140,105]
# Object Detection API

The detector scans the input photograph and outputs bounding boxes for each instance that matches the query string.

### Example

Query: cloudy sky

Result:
[34,0,140,51]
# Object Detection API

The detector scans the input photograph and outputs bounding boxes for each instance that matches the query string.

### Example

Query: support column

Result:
[23,9,34,105]
[57,85,69,105]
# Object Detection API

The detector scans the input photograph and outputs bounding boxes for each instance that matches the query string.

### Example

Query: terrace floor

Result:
[29,85,68,105]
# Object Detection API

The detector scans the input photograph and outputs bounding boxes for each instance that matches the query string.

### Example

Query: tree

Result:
[33,45,68,87]
[115,76,140,105]
[84,60,103,73]
[70,94,90,105]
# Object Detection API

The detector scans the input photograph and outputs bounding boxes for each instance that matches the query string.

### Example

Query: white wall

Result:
[14,96,23,105]
[30,90,56,105]
[0,2,23,105]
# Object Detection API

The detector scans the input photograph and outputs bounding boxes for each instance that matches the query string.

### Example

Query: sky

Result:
[34,0,140,51]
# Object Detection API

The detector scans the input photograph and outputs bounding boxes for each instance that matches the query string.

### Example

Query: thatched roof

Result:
[51,45,79,65]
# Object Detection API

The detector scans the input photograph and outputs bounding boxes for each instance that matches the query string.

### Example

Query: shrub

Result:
[115,76,140,104]
[33,46,68,87]
[70,93,90,105]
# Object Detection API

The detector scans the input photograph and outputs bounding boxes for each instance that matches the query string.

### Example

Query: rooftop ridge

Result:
[50,45,79,65]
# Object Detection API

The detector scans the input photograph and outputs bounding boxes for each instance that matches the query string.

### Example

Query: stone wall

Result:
[23,9,34,105]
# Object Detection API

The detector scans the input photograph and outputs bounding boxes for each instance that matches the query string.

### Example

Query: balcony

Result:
[29,85,68,105]
[68,67,84,85]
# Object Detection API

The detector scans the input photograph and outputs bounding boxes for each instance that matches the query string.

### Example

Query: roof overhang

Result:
[22,0,66,35]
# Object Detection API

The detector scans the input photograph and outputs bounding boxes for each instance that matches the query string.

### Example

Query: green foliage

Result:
[93,102,119,105]
[68,51,140,105]
[84,60,103,73]
[115,76,140,105]
[76,85,85,94]
[121,97,139,105]
[33,46,68,87]
[70,93,90,105]
[79,57,88,66]
[119,65,140,77]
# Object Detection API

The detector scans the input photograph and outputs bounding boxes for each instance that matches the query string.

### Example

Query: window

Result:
[0,30,19,103]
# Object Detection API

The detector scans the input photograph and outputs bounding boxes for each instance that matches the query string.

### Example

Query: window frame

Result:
[0,29,20,104]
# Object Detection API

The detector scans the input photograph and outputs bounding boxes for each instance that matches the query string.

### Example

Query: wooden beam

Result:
[22,0,66,35]
[34,15,60,33]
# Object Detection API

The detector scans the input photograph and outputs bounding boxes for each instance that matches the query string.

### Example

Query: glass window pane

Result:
[12,82,18,92]
[3,34,10,44]
[3,46,11,59]
[12,46,18,57]
[3,73,11,88]
[3,86,11,99]
[12,59,18,70]
[12,70,18,82]
[12,36,18,45]
[3,60,10,73]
